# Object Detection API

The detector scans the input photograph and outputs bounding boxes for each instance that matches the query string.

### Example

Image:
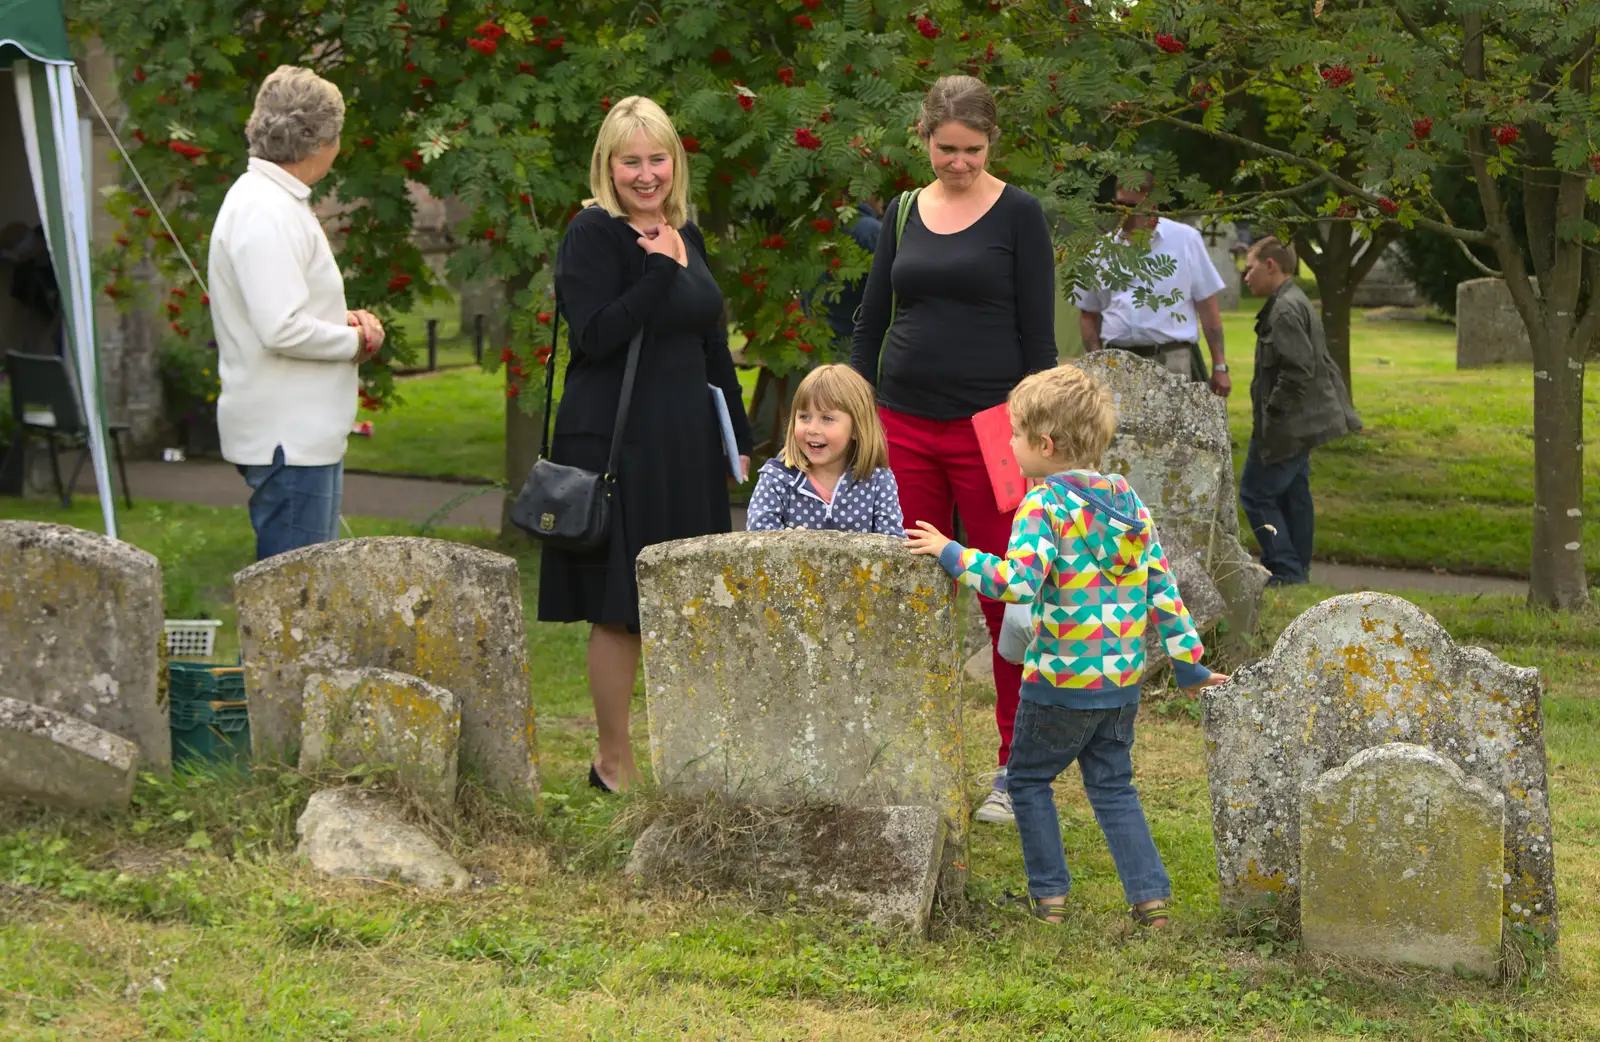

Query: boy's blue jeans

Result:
[236,446,344,562]
[1008,699,1171,905]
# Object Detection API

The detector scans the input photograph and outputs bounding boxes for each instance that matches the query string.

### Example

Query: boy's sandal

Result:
[1030,898,1068,925]
[1130,900,1173,929]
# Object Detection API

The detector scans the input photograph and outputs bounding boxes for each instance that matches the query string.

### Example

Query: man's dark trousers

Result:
[1239,436,1312,583]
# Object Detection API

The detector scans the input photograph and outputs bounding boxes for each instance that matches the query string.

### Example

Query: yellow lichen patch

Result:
[1239,858,1287,893]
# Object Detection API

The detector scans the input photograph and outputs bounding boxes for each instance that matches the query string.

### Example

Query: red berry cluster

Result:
[468,21,505,55]
[1492,125,1519,147]
[168,141,205,159]
[794,127,822,150]
[811,218,834,233]
[1321,64,1353,88]
[759,234,787,249]
[793,14,813,29]
[1412,118,1432,140]
[681,135,700,153]
[917,16,940,39]
[1377,198,1399,215]
[1154,33,1184,54]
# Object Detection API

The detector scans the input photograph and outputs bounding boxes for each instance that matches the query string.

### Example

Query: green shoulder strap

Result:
[875,186,921,373]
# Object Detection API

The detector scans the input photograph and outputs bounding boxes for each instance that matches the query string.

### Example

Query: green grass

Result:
[346,363,763,484]
[1213,304,1600,579]
[2,497,1599,1038]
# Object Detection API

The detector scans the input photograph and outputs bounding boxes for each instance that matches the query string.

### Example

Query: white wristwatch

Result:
[1213,363,1230,373]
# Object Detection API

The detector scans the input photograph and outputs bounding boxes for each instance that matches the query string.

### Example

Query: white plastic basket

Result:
[164,619,222,659]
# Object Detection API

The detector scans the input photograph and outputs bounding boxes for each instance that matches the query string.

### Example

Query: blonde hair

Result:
[783,365,889,482]
[245,66,345,164]
[1008,366,1118,470]
[586,96,690,227]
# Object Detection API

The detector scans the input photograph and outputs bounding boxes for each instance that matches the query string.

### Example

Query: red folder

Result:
[971,402,1026,513]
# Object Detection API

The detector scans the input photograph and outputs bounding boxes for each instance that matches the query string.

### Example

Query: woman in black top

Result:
[539,96,753,792]
[850,75,1056,826]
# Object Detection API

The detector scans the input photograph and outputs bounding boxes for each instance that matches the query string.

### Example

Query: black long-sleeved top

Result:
[551,207,752,456]
[849,184,1057,419]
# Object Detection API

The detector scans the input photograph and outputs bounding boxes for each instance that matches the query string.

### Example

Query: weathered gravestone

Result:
[0,521,168,769]
[0,696,140,810]
[300,668,461,813]
[1205,593,1557,945]
[234,538,537,800]
[1301,743,1506,977]
[636,531,967,899]
[1456,277,1535,368]
[1070,353,1269,649]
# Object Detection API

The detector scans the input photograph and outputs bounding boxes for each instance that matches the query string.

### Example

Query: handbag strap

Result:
[874,186,921,382]
[537,303,646,479]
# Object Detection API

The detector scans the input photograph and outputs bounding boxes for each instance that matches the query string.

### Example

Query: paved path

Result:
[59,459,1530,599]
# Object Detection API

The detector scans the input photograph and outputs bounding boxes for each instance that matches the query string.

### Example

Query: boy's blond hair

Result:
[783,364,889,481]
[1008,365,1118,470]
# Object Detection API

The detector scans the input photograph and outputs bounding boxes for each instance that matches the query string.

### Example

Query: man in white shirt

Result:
[1074,172,1232,397]
[208,66,384,560]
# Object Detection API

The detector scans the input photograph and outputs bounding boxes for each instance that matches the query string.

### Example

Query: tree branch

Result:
[1152,113,1496,245]
[1453,236,1502,278]
[1349,222,1402,286]
[1463,12,1543,336]
[1393,4,1461,71]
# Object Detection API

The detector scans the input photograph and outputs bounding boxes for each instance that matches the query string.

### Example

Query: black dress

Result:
[537,208,753,631]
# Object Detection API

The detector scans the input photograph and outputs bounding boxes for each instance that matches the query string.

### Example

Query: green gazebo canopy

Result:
[2,0,120,537]
[0,0,72,67]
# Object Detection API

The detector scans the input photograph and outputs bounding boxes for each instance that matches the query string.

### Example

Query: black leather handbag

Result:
[509,307,644,551]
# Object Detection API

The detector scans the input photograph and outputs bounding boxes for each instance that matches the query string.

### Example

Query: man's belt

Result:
[1105,340,1196,358]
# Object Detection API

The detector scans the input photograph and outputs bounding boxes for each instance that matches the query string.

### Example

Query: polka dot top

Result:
[744,456,905,536]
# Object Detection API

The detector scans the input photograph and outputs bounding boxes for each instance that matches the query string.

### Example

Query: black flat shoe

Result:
[588,763,616,793]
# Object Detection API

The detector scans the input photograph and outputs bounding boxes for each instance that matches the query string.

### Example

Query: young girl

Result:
[745,364,904,535]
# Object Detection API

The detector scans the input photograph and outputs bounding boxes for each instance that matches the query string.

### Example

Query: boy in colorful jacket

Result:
[907,365,1227,928]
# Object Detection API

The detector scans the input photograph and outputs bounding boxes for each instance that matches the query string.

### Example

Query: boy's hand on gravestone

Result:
[906,521,952,557]
[1183,672,1230,695]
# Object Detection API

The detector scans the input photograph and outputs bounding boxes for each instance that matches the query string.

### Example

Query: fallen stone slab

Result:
[0,521,167,769]
[300,669,460,812]
[1301,743,1505,978]
[0,696,139,810]
[234,537,537,801]
[295,788,467,891]
[627,804,946,935]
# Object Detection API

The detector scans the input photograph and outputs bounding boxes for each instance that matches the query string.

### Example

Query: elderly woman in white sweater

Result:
[208,65,384,561]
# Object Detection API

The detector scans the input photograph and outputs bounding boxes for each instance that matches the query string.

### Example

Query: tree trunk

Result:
[501,368,543,536]
[1319,280,1354,404]
[1528,335,1590,610]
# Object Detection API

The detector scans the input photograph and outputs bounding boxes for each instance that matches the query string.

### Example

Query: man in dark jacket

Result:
[1240,236,1362,584]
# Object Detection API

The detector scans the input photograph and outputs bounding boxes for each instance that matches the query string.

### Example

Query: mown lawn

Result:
[1,497,1597,1040]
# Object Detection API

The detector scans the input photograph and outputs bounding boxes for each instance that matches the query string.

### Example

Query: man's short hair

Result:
[1249,235,1298,276]
[1008,365,1118,470]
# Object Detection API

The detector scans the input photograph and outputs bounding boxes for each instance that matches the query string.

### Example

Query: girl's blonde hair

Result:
[783,364,889,482]
[585,96,690,227]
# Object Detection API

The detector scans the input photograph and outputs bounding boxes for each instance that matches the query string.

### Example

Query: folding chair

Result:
[1,351,133,509]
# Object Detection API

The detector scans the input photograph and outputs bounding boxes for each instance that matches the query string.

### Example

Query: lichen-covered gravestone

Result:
[1206,593,1557,944]
[636,531,967,891]
[0,521,168,769]
[1301,743,1506,976]
[1456,277,1535,368]
[300,668,460,812]
[0,696,140,810]
[234,538,536,800]
[1070,353,1268,648]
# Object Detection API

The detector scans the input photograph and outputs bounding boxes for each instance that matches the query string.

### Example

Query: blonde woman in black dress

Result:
[537,97,752,792]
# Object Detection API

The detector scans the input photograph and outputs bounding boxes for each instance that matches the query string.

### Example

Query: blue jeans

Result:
[236,446,344,562]
[1008,699,1170,905]
[1238,437,1313,584]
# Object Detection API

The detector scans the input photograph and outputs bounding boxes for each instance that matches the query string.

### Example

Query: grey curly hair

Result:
[245,66,345,165]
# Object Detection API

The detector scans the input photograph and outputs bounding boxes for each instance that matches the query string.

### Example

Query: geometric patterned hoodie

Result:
[935,470,1211,709]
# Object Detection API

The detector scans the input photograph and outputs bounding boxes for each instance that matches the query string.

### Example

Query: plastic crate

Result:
[167,662,245,703]
[164,619,222,658]
[171,699,250,764]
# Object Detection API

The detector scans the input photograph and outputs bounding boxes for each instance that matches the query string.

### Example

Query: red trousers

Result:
[881,406,1024,770]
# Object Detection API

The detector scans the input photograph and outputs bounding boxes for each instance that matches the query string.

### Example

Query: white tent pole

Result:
[14,59,118,539]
